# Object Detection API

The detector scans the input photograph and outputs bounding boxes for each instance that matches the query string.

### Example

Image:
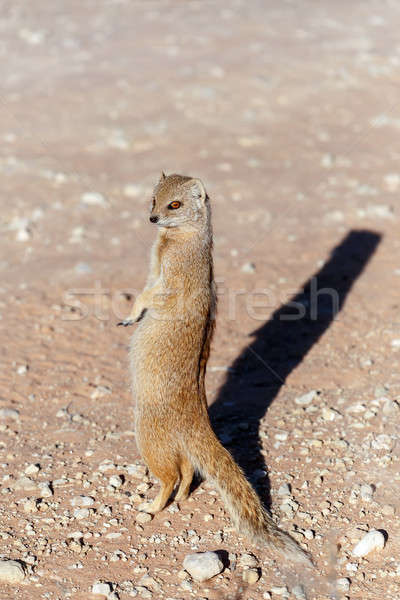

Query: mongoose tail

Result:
[184,422,313,567]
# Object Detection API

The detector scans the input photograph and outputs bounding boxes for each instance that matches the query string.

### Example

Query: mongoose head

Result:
[149,172,209,230]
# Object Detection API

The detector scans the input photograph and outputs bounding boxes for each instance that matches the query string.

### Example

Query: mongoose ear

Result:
[159,171,166,183]
[189,178,207,207]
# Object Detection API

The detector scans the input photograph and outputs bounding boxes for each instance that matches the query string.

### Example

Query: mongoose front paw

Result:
[117,319,134,327]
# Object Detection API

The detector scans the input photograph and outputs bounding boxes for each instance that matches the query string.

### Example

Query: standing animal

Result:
[119,172,311,565]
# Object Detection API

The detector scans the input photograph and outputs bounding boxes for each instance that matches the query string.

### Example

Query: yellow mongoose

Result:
[120,173,311,564]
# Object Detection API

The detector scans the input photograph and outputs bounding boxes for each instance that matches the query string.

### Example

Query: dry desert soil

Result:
[0,1,400,599]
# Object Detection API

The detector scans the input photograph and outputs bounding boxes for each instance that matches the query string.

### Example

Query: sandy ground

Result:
[1,1,400,599]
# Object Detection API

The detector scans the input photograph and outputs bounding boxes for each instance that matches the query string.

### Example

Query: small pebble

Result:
[125,464,147,478]
[92,581,112,596]
[135,512,153,524]
[22,498,37,513]
[295,391,317,406]
[109,475,123,489]
[38,483,53,498]
[25,463,40,475]
[16,228,31,242]
[242,568,260,584]
[239,553,258,568]
[277,483,291,497]
[292,584,306,599]
[241,262,256,274]
[71,496,95,507]
[74,508,90,520]
[336,577,351,591]
[14,476,37,491]
[360,484,375,502]
[0,408,20,421]
[81,192,107,206]
[183,551,223,582]
[381,504,395,516]
[352,529,386,557]
[271,585,288,595]
[0,560,25,584]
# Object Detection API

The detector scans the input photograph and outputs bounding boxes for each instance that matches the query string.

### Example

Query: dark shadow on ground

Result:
[209,229,381,508]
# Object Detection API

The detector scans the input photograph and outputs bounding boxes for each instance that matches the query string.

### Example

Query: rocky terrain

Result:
[0,1,399,599]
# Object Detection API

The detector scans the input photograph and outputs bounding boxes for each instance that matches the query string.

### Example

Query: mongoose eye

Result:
[168,201,181,210]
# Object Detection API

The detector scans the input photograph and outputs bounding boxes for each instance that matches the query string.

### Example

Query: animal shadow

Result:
[209,229,381,507]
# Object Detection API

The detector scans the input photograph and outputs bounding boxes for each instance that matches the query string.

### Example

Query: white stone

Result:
[183,551,224,582]
[322,407,341,421]
[382,399,400,415]
[295,390,317,405]
[239,553,258,568]
[16,228,31,242]
[74,508,90,520]
[277,483,291,497]
[352,529,386,557]
[135,512,152,524]
[109,475,123,488]
[22,498,37,513]
[98,461,116,472]
[0,560,25,583]
[105,532,121,540]
[71,496,95,507]
[0,408,19,420]
[271,586,289,595]
[292,584,306,599]
[38,482,53,497]
[336,577,351,591]
[371,434,392,450]
[125,464,147,478]
[25,463,40,475]
[384,173,400,191]
[81,192,107,206]
[242,568,260,584]
[14,476,37,491]
[358,204,394,219]
[92,581,112,596]
[91,385,112,399]
[241,262,256,274]
[360,484,375,502]
[304,529,315,540]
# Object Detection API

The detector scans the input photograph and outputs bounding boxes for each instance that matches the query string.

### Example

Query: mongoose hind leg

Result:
[175,455,194,502]
[141,477,176,514]
[139,452,179,514]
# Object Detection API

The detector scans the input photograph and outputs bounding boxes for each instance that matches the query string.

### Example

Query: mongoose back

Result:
[123,173,311,565]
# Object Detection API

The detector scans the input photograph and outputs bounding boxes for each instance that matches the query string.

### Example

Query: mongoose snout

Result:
[149,215,159,223]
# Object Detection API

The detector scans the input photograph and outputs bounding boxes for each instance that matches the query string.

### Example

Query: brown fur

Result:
[127,173,312,565]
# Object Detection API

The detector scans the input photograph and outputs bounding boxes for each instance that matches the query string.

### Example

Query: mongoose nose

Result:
[149,215,159,223]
